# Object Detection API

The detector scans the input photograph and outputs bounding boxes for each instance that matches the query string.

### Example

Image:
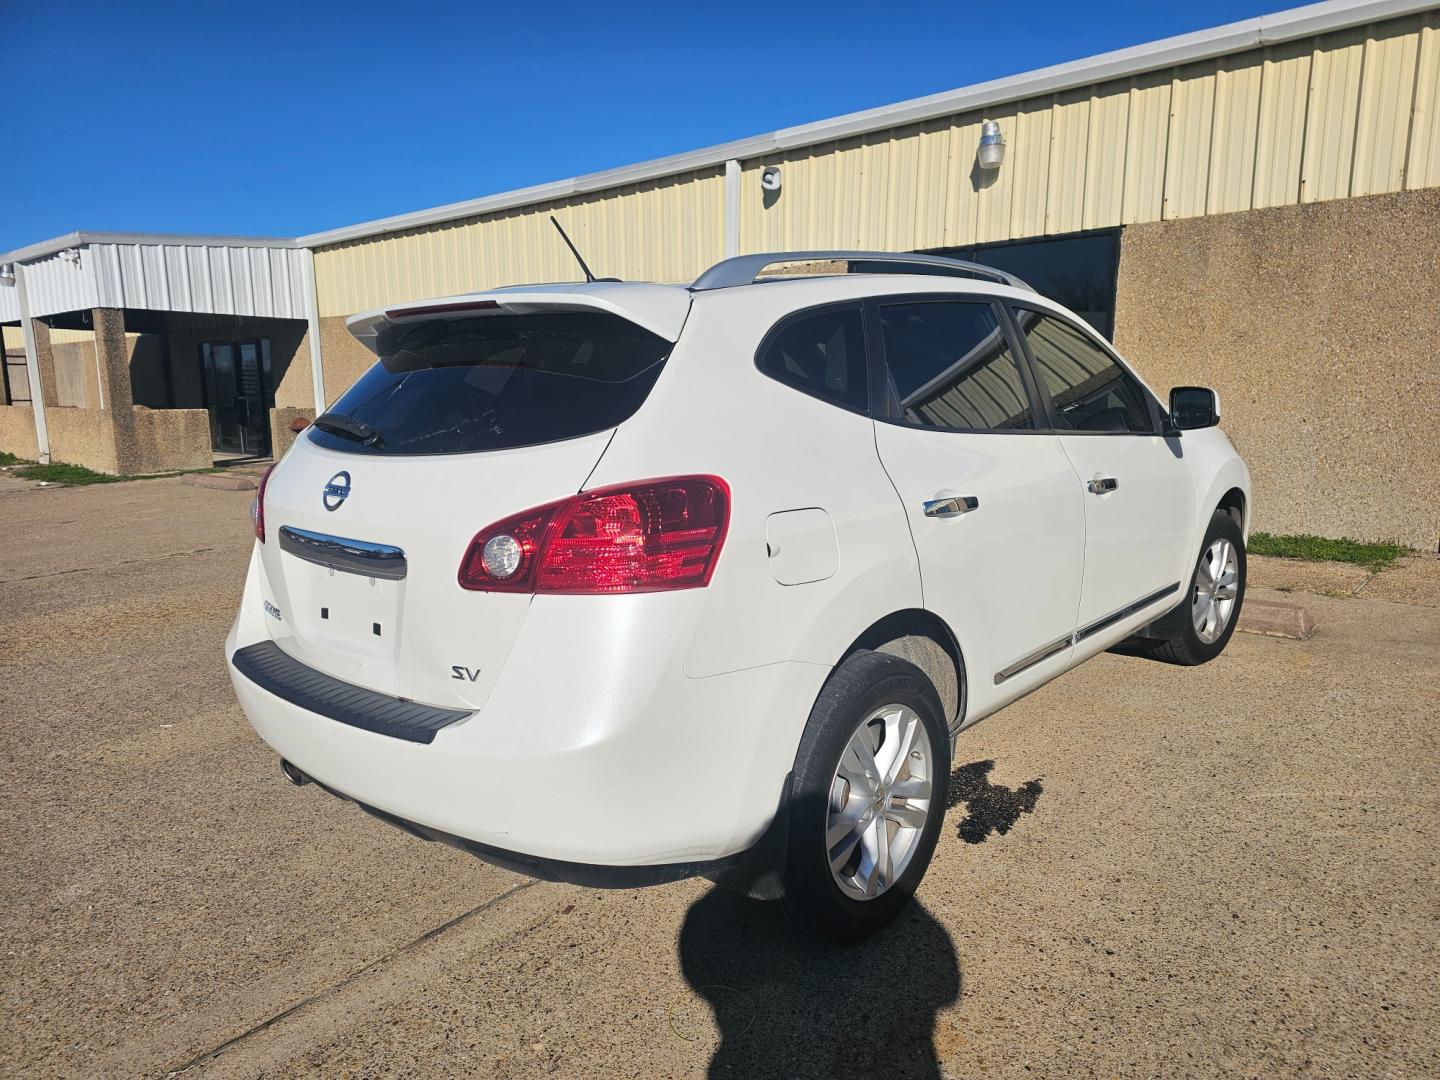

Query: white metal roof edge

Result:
[295,0,1435,249]
[0,230,301,265]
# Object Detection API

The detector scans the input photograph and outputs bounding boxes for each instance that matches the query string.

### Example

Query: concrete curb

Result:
[1237,597,1315,640]
[183,473,257,492]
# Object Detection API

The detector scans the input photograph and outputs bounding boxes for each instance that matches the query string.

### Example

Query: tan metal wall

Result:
[313,168,726,317]
[741,11,1439,252]
[311,12,1437,316]
[2,325,94,346]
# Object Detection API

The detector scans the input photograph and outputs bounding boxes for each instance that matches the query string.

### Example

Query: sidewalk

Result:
[1250,552,1440,608]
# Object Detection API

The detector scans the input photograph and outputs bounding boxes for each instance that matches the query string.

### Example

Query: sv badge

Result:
[450,665,481,682]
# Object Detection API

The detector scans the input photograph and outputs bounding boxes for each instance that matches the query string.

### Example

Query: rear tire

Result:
[1143,509,1246,666]
[782,650,950,942]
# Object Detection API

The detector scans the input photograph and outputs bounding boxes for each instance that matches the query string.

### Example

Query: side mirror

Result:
[1169,386,1220,430]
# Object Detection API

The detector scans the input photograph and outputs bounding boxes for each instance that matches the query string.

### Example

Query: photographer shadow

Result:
[677,888,960,1079]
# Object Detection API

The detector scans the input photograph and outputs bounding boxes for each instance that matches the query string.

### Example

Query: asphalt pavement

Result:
[2,477,1436,1079]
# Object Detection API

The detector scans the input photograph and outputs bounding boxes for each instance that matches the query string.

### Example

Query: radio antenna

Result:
[550,216,597,284]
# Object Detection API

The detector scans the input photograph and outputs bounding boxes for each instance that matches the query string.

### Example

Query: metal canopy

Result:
[1,238,311,322]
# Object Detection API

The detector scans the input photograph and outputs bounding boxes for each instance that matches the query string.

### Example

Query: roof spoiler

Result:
[346,284,693,354]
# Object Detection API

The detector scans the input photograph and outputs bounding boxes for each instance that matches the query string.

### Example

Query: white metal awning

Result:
[0,232,309,321]
[1,233,328,456]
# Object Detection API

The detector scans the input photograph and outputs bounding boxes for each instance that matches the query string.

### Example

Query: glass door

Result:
[202,340,272,456]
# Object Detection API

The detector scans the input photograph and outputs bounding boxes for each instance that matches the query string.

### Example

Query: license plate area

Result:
[280,544,408,692]
[293,568,403,655]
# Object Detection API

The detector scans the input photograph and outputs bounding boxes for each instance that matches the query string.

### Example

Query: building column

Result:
[29,314,58,407]
[724,159,742,258]
[14,263,52,461]
[93,307,139,471]
[301,248,327,414]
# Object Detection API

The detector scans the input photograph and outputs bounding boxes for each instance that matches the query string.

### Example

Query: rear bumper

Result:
[289,763,765,888]
[226,552,828,869]
[232,640,469,744]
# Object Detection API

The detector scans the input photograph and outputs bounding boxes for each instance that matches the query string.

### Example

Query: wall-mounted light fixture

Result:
[0,263,15,287]
[59,248,82,268]
[760,165,783,194]
[977,120,1005,170]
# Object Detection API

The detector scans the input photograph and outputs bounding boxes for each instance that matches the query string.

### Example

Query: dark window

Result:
[932,231,1119,339]
[756,305,868,411]
[2,350,30,405]
[878,301,1034,431]
[308,312,670,456]
[1013,310,1153,434]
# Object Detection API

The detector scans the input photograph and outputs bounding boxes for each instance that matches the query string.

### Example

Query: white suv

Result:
[227,251,1250,940]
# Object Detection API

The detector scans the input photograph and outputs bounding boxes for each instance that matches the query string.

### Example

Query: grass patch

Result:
[13,462,124,486]
[0,451,35,467]
[9,461,232,486]
[1249,531,1409,571]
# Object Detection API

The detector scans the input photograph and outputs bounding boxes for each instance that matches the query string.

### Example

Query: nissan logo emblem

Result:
[322,471,351,511]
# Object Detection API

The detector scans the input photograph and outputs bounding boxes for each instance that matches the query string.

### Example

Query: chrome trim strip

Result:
[992,581,1184,685]
[277,525,407,581]
[993,634,1074,685]
[1074,581,1182,642]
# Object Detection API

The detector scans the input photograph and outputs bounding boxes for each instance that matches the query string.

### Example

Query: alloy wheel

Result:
[826,704,934,901]
[1192,537,1239,644]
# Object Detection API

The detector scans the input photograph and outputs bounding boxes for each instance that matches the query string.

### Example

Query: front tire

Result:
[782,650,950,941]
[1144,509,1246,665]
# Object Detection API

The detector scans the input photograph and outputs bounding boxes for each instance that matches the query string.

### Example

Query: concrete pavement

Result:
[2,478,1436,1078]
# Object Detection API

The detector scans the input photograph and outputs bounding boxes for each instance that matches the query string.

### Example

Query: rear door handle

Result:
[1086,477,1119,494]
[923,495,979,517]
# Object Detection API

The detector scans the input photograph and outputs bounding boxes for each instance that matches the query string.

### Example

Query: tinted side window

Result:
[879,301,1034,431]
[757,305,868,411]
[1014,311,1152,433]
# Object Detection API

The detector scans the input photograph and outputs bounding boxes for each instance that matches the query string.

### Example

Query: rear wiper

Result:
[313,412,385,448]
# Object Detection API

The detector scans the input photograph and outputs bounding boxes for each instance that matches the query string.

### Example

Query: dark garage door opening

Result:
[930,230,1120,339]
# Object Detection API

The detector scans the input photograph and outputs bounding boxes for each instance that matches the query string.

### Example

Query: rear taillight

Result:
[459,476,729,594]
[251,464,275,543]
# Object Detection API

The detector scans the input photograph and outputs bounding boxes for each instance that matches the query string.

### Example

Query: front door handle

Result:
[1086,477,1119,494]
[923,495,979,517]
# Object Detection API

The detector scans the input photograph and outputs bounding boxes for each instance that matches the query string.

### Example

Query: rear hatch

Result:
[257,291,688,712]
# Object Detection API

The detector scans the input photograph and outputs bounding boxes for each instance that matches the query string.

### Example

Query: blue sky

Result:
[3,0,1293,249]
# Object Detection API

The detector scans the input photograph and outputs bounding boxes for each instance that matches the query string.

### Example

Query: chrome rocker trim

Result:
[993,581,1182,685]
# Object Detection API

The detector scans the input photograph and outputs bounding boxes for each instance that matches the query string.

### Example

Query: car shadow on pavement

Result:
[947,759,1044,844]
[677,888,960,1079]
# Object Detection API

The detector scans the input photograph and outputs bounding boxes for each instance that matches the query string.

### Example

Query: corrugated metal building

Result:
[303,0,1439,311]
[2,0,1437,545]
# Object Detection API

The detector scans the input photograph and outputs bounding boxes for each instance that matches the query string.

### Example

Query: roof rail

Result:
[690,250,1034,292]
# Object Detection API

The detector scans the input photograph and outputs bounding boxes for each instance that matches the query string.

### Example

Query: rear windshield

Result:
[307,311,672,456]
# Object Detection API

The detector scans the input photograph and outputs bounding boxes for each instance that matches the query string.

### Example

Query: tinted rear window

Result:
[756,304,869,412]
[308,312,671,456]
